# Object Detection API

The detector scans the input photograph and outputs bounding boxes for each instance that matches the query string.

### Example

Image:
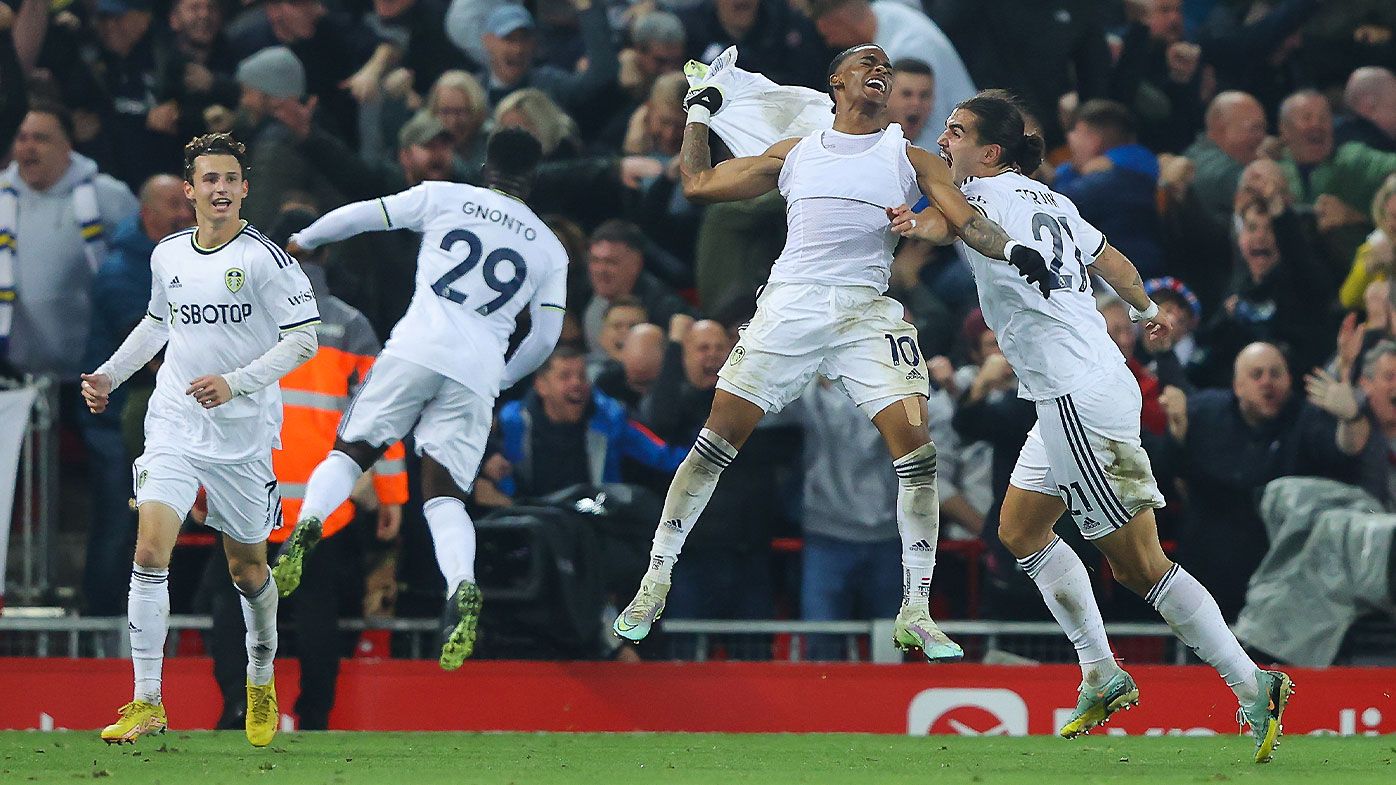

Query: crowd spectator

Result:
[475,2,617,121]
[1108,0,1205,154]
[932,0,1110,147]
[1337,66,1396,153]
[1055,100,1164,278]
[595,322,666,409]
[496,346,686,497]
[1157,342,1357,619]
[1338,178,1396,312]
[589,295,648,378]
[617,10,686,105]
[680,0,829,91]
[2,105,137,377]
[885,58,935,147]
[367,0,472,95]
[1183,91,1270,225]
[580,220,691,355]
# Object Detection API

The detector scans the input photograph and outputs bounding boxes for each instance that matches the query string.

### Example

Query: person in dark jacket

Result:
[81,174,193,615]
[474,2,617,119]
[496,346,685,497]
[1156,342,1358,619]
[681,0,830,91]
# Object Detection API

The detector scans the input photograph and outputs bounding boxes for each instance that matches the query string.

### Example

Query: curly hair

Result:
[182,133,249,183]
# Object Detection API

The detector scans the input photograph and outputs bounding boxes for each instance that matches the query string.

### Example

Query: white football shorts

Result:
[133,450,280,544]
[337,352,491,491]
[717,282,930,418]
[1009,363,1166,540]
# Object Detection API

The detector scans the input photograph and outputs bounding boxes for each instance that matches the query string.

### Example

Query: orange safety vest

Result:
[269,286,408,542]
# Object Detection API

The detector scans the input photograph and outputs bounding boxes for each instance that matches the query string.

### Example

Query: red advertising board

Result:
[0,658,1390,736]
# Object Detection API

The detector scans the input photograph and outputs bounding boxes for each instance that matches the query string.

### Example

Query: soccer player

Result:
[611,45,1051,662]
[270,128,568,671]
[82,134,321,746]
[893,89,1293,762]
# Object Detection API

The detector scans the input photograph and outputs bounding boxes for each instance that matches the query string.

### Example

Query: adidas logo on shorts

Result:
[906,368,925,381]
[909,539,932,552]
[662,518,683,532]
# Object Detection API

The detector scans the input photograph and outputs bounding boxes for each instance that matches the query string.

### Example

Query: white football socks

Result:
[894,443,940,610]
[1018,537,1118,687]
[299,450,362,524]
[237,574,279,687]
[128,565,169,703]
[424,496,477,596]
[1149,564,1260,703]
[644,428,736,584]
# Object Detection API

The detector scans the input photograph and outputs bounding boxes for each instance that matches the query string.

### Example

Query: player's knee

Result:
[225,555,268,591]
[894,441,937,489]
[420,456,467,502]
[333,441,381,472]
[1110,558,1170,596]
[996,519,1033,557]
[132,543,169,570]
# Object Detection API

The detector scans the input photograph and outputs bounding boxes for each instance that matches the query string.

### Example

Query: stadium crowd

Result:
[3,0,1396,694]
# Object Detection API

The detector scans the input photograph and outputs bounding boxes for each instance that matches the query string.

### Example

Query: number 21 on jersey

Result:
[432,228,528,315]
[1032,212,1088,293]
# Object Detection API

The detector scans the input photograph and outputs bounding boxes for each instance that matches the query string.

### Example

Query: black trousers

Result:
[202,522,365,730]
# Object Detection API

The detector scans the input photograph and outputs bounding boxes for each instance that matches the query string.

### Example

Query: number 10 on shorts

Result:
[884,333,921,366]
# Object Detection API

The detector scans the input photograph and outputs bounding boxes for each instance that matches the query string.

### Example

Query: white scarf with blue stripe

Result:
[0,176,107,359]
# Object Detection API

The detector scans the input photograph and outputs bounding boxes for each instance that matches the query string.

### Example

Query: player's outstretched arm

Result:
[82,316,169,414]
[679,128,794,204]
[1093,242,1172,344]
[286,197,403,256]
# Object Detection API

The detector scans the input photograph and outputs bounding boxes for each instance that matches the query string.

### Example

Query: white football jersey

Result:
[144,223,321,462]
[375,181,569,397]
[770,124,922,291]
[956,171,1122,401]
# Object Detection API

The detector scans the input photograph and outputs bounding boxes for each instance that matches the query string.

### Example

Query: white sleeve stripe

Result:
[146,310,164,322]
[1091,235,1106,257]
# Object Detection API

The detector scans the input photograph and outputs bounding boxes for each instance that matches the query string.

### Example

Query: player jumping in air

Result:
[612,45,1052,662]
[893,89,1293,762]
[271,128,569,671]
[83,134,321,746]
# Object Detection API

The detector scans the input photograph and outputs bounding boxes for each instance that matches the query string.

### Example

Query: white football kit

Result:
[295,182,569,489]
[717,124,931,418]
[133,224,320,543]
[956,171,1164,539]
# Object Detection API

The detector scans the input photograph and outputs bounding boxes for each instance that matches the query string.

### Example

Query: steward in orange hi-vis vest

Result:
[270,265,408,543]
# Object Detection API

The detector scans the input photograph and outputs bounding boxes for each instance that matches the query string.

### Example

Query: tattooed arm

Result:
[678,122,796,204]
[1095,242,1172,341]
[905,145,1018,260]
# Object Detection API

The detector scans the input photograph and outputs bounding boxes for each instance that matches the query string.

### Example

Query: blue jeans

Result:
[800,534,901,660]
[81,423,137,615]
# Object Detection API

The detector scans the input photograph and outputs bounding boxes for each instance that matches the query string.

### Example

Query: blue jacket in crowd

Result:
[496,389,686,497]
[1055,143,1164,278]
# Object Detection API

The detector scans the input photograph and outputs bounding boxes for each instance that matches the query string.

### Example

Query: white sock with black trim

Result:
[129,564,169,703]
[1017,537,1117,687]
[645,428,736,584]
[1149,564,1260,703]
[424,496,477,595]
[895,442,940,610]
[237,574,278,687]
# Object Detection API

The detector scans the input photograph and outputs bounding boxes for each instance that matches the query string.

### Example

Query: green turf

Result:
[1,731,1392,785]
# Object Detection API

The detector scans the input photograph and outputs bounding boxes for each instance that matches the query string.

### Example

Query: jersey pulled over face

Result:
[376,182,569,398]
[770,123,923,292]
[145,223,320,462]
[956,171,1122,400]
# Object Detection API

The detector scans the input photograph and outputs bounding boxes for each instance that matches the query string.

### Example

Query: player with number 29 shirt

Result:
[272,128,568,671]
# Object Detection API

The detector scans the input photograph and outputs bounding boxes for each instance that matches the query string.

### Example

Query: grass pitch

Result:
[1,731,1392,785]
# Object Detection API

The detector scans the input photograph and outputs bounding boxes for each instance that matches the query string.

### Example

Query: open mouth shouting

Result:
[865,76,888,95]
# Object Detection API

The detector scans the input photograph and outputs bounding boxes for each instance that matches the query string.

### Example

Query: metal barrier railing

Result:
[0,613,1186,665]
